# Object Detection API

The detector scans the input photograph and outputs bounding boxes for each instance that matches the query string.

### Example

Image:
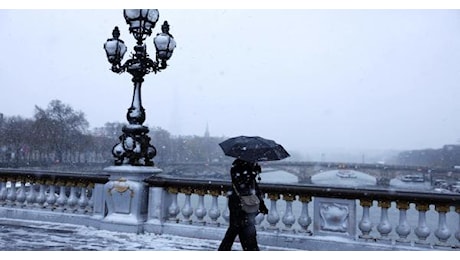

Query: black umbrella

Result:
[219,136,290,162]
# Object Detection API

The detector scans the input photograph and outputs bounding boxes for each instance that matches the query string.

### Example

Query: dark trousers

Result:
[218,201,260,251]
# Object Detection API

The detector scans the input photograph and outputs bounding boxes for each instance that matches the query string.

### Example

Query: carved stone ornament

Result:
[319,202,349,232]
[108,178,134,197]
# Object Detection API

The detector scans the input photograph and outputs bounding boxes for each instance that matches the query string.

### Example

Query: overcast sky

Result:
[1,8,460,157]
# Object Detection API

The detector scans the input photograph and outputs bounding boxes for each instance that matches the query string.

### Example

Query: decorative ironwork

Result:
[104,9,176,166]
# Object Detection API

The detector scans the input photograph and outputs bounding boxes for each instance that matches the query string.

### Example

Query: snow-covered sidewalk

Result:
[0,218,224,251]
[0,218,286,251]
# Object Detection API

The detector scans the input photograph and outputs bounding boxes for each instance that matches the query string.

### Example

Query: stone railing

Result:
[0,168,109,226]
[0,167,459,251]
[144,174,460,250]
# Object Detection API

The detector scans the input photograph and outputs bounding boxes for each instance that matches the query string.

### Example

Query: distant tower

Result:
[204,123,211,162]
[204,123,210,138]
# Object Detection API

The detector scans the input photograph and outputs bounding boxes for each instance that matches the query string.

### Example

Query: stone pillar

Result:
[100,165,162,233]
[143,186,173,234]
[91,183,106,219]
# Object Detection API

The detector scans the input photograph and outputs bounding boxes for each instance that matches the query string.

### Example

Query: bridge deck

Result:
[0,218,290,251]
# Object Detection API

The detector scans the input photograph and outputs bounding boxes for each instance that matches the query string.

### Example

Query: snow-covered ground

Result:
[0,216,457,256]
[0,220,215,251]
[0,218,288,251]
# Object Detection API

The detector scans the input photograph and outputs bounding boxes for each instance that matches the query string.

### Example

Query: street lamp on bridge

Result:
[103,9,176,167]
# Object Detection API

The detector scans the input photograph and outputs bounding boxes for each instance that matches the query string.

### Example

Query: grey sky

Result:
[1,9,460,158]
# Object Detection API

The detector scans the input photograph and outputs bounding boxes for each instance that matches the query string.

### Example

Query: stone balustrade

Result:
[0,168,109,226]
[0,168,458,250]
[144,174,460,250]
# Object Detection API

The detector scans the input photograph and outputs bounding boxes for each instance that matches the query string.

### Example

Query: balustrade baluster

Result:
[255,193,267,227]
[434,204,452,247]
[25,181,37,206]
[67,183,79,212]
[455,206,460,247]
[376,200,392,241]
[16,180,26,206]
[56,183,68,212]
[45,181,57,209]
[414,203,431,245]
[0,174,102,216]
[167,187,180,221]
[6,179,17,206]
[208,190,221,226]
[180,187,193,223]
[395,201,411,244]
[86,183,94,211]
[266,193,280,230]
[35,182,47,208]
[358,199,373,240]
[0,179,7,204]
[281,194,296,232]
[222,195,230,223]
[297,195,312,234]
[255,212,265,227]
[77,184,89,214]
[194,189,207,224]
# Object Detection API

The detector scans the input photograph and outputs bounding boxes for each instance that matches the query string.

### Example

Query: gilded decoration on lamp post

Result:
[103,9,176,166]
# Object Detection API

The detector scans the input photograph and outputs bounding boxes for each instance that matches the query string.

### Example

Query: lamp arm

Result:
[144,57,160,74]
[111,56,164,76]
[110,58,135,74]
[110,64,126,74]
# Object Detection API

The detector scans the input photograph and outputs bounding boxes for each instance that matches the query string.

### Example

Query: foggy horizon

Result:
[2,9,460,158]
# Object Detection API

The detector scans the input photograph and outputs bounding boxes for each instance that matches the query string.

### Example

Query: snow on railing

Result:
[0,168,458,250]
[0,168,108,215]
[145,174,460,250]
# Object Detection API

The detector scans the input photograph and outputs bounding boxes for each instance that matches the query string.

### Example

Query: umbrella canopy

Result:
[219,136,290,162]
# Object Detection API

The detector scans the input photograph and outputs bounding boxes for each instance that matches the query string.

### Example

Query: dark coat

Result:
[218,159,268,251]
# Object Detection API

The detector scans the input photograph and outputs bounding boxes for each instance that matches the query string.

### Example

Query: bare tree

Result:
[32,100,89,163]
[0,116,34,164]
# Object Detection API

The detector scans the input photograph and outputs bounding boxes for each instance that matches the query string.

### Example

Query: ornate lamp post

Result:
[103,9,176,166]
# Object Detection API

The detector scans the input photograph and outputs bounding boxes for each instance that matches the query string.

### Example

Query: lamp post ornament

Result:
[104,9,176,166]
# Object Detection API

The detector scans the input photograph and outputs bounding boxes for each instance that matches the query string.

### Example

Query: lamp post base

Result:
[101,165,162,233]
[112,124,157,166]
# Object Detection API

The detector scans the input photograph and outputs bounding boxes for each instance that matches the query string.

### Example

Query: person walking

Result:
[218,159,269,251]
